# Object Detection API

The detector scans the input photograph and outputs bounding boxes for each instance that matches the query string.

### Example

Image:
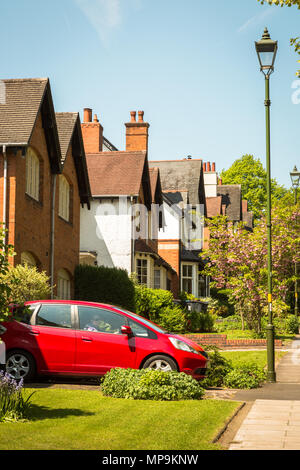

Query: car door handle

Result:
[81,336,92,342]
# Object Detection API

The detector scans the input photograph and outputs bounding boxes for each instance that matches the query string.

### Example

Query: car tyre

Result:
[6,349,36,382]
[142,355,178,372]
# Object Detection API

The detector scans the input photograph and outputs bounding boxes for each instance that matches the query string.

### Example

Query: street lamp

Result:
[290,165,300,316]
[255,27,278,383]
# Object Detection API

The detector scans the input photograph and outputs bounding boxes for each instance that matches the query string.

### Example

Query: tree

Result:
[220,154,288,220]
[259,0,300,76]
[201,204,299,334]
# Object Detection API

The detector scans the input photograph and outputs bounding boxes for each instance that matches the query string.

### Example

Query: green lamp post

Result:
[255,27,278,383]
[290,165,300,316]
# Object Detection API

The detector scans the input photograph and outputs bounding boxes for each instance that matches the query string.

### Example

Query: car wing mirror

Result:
[121,325,133,336]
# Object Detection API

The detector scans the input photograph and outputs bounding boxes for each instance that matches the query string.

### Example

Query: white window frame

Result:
[136,257,148,286]
[26,147,40,201]
[59,175,70,222]
[57,269,71,300]
[154,268,161,289]
[181,262,198,296]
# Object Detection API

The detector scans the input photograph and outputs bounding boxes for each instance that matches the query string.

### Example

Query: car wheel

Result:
[6,350,36,382]
[142,355,178,372]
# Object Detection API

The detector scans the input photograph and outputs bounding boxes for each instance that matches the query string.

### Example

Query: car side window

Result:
[127,319,157,339]
[36,304,72,329]
[78,306,125,335]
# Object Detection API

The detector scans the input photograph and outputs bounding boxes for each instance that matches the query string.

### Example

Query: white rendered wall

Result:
[80,198,132,273]
[158,202,180,240]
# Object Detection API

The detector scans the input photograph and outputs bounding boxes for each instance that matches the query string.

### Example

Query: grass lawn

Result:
[221,350,287,369]
[0,388,240,450]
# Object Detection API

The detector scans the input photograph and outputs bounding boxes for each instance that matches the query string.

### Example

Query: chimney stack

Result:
[125,110,149,152]
[81,108,103,153]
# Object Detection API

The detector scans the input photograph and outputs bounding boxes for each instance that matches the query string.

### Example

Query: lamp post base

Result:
[266,323,276,383]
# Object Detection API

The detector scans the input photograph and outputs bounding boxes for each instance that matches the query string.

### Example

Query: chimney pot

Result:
[138,110,144,123]
[212,162,216,172]
[83,108,92,123]
[130,111,136,122]
[218,178,222,185]
[203,162,207,172]
[93,114,99,122]
[207,162,211,172]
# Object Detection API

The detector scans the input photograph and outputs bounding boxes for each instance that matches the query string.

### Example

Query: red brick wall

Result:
[0,111,81,298]
[184,333,283,348]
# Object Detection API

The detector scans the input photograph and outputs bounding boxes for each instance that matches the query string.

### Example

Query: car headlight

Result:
[169,337,201,355]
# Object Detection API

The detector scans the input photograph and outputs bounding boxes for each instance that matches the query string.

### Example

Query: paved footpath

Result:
[229,337,300,450]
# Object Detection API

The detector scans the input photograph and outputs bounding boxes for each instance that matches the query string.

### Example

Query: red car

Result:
[0,300,208,382]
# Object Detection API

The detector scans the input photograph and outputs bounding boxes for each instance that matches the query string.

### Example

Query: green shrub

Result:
[201,347,233,388]
[74,264,135,311]
[185,310,215,333]
[223,363,266,389]
[134,284,174,321]
[156,305,187,333]
[1,264,51,304]
[101,368,205,401]
[285,315,299,334]
[214,315,242,332]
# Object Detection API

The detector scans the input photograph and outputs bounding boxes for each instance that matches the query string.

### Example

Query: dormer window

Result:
[26,147,40,201]
[59,175,70,222]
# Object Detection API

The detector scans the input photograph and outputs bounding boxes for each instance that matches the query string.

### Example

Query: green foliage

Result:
[1,264,51,304]
[155,305,187,333]
[101,368,205,401]
[223,363,266,389]
[74,264,135,311]
[134,284,174,321]
[0,372,35,422]
[214,315,243,332]
[201,347,233,388]
[0,226,15,323]
[220,154,289,220]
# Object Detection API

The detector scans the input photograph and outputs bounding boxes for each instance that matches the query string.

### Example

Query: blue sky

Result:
[1,0,299,188]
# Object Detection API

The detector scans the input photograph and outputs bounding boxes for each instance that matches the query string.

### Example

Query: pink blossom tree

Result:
[201,204,299,333]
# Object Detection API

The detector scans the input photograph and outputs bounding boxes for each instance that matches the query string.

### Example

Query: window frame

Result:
[57,269,71,300]
[58,174,70,222]
[75,305,127,336]
[25,147,40,202]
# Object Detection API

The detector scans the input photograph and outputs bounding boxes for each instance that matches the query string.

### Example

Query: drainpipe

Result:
[2,145,7,243]
[50,174,57,299]
[130,195,135,274]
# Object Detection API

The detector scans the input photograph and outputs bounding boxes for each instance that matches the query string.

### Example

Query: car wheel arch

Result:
[139,353,179,371]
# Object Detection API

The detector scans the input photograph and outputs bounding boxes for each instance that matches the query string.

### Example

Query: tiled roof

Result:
[56,112,78,163]
[135,239,176,273]
[0,78,48,144]
[149,159,205,206]
[86,151,149,198]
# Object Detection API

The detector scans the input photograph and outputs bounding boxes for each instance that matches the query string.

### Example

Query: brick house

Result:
[79,109,177,293]
[0,78,91,298]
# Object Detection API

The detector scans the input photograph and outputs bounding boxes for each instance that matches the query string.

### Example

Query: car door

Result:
[31,303,76,373]
[74,305,136,374]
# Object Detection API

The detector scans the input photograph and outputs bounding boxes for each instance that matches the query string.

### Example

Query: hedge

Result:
[74,264,135,311]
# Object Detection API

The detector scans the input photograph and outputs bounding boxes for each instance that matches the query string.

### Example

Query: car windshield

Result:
[115,308,168,334]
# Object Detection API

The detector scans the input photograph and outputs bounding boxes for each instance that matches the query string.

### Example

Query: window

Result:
[26,147,40,201]
[136,258,148,285]
[59,175,70,222]
[36,304,72,329]
[198,274,207,297]
[57,269,71,300]
[21,251,37,268]
[154,269,161,289]
[127,318,157,339]
[78,306,125,335]
[182,264,193,294]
